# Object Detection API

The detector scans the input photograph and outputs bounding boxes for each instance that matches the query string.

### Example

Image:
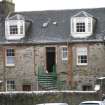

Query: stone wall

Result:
[0,91,100,105]
[72,43,105,90]
[4,46,37,91]
[0,43,105,91]
[3,45,69,91]
[0,47,4,91]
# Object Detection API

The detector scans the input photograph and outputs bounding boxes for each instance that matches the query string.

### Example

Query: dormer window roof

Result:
[71,11,95,38]
[5,14,25,40]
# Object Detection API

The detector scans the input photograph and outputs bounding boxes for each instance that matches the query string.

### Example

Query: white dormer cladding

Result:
[71,11,94,38]
[5,14,25,40]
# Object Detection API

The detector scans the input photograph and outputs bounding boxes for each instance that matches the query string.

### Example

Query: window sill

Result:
[77,63,88,66]
[5,64,15,67]
[71,32,92,38]
[5,34,25,40]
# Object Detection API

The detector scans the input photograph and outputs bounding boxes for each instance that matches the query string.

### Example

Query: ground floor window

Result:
[61,46,68,63]
[22,84,31,91]
[0,83,2,91]
[82,85,92,91]
[6,80,15,91]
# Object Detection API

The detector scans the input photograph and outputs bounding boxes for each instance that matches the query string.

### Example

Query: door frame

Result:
[45,46,56,73]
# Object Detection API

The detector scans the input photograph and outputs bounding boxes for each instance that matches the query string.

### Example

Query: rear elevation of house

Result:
[0,0,105,91]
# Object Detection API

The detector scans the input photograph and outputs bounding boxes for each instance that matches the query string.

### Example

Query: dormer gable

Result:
[71,11,96,38]
[5,14,25,40]
[6,14,25,20]
[73,11,93,17]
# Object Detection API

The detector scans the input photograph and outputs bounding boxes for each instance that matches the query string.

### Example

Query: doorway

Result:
[46,47,56,73]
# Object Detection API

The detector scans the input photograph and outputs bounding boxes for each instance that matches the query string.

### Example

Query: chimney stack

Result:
[0,0,15,16]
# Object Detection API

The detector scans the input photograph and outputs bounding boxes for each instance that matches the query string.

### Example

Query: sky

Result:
[13,0,105,12]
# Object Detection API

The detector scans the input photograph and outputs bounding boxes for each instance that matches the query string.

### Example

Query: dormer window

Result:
[5,14,25,40]
[71,11,95,38]
[9,22,24,35]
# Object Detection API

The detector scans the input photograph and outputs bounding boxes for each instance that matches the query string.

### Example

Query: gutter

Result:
[0,40,104,46]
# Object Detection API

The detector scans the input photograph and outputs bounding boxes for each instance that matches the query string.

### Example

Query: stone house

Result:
[0,0,105,91]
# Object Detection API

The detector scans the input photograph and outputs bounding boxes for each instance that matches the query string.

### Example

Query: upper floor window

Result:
[5,19,25,40]
[6,20,25,35]
[61,47,68,63]
[77,47,88,65]
[70,8,97,38]
[6,48,15,66]
[71,17,93,38]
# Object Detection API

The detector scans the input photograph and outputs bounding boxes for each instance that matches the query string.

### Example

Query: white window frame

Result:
[6,80,16,91]
[61,46,68,63]
[10,25,18,35]
[76,22,85,32]
[76,47,88,65]
[5,48,15,66]
[71,17,93,38]
[5,20,25,40]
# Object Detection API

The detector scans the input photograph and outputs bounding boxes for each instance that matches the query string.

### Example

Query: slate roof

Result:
[1,7,105,45]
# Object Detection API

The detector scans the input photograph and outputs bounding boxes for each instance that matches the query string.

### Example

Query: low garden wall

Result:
[0,91,100,105]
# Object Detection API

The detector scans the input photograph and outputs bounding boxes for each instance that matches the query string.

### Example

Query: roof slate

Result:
[1,7,105,45]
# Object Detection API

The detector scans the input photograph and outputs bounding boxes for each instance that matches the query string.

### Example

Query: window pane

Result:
[7,49,15,56]
[7,56,15,64]
[7,80,15,91]
[78,55,87,64]
[63,52,67,58]
[62,47,67,60]
[76,22,85,32]
[10,25,18,35]
[77,48,88,65]
[6,48,15,65]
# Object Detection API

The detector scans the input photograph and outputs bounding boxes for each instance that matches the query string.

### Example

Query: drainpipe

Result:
[3,47,6,91]
[33,46,39,91]
[67,41,73,90]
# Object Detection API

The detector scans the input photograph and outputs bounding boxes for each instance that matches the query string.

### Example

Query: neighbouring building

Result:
[0,0,105,91]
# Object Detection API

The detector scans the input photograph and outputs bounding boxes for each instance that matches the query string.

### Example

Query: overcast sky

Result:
[14,0,105,12]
